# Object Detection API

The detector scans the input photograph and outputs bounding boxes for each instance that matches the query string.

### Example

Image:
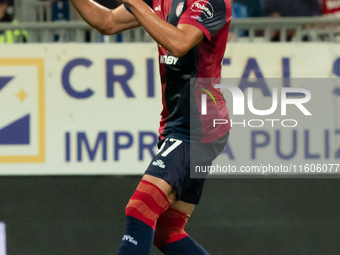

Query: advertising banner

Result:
[0,43,339,175]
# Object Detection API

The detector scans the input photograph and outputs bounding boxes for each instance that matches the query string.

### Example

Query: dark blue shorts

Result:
[144,132,229,205]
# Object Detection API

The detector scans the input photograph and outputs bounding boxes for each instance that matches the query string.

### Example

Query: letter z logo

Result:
[0,58,45,163]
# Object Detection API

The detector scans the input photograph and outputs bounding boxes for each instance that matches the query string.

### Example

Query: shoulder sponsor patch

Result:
[190,0,214,19]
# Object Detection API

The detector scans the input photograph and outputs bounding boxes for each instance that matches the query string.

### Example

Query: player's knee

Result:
[153,207,189,248]
[125,180,170,230]
[171,200,195,217]
[142,174,177,205]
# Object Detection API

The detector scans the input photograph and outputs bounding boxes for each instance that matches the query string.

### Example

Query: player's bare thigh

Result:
[142,174,195,216]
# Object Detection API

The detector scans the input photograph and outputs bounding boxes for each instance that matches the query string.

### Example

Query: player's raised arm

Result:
[123,0,204,57]
[70,0,140,35]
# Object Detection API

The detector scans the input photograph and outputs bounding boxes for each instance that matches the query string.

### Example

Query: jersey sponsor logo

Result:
[152,159,166,169]
[160,55,179,65]
[190,0,214,19]
[122,235,138,245]
[155,5,161,11]
[176,2,184,17]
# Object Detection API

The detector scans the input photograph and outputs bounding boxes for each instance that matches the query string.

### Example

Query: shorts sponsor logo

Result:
[190,0,214,19]
[176,2,184,17]
[0,58,45,163]
[152,159,166,169]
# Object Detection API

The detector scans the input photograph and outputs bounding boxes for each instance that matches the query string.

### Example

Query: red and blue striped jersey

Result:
[127,0,232,143]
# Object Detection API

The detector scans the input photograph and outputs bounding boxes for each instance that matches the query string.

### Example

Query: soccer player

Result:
[70,0,232,254]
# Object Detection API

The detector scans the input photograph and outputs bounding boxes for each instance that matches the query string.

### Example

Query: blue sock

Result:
[159,236,209,255]
[116,216,154,255]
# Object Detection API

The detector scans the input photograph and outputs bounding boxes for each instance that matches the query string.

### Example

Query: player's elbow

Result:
[169,38,193,57]
[170,45,189,58]
[98,28,109,35]
[170,49,187,58]
[98,27,117,35]
[96,24,119,35]
[96,16,119,35]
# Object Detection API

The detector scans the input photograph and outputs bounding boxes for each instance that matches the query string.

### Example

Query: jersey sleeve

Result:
[178,0,232,40]
[124,0,153,13]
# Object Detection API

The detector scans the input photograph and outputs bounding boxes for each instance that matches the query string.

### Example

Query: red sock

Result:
[117,180,170,254]
[153,207,189,248]
[125,180,170,230]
